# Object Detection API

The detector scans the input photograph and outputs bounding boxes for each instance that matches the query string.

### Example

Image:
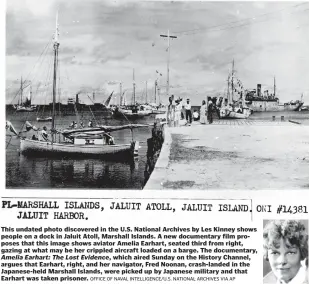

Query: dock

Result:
[144,120,309,190]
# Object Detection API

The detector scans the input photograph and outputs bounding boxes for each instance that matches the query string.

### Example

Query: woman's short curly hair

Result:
[263,220,308,261]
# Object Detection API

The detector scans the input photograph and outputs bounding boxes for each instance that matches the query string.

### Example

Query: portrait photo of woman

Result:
[263,220,308,284]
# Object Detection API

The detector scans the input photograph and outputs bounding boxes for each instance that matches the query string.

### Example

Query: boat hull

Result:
[247,101,303,112]
[37,117,52,122]
[20,138,136,157]
[113,109,151,119]
[14,105,37,112]
[220,108,251,119]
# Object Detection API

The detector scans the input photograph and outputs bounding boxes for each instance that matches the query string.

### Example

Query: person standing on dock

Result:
[167,96,175,127]
[174,99,182,127]
[185,98,192,125]
[200,100,207,124]
[207,97,214,124]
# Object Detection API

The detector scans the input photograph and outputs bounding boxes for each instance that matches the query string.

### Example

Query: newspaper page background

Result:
[1,191,309,284]
[2,1,309,284]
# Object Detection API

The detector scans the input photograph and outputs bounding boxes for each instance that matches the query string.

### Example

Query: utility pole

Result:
[52,11,59,144]
[160,30,177,97]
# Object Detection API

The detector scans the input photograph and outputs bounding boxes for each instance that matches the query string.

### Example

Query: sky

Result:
[5,0,309,105]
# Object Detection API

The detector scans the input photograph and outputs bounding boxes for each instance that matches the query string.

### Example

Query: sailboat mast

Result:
[133,69,135,105]
[20,76,23,105]
[231,59,234,103]
[30,85,32,105]
[274,76,276,97]
[119,82,122,105]
[227,73,230,104]
[145,81,147,104]
[52,12,59,143]
[154,80,157,104]
[167,30,170,97]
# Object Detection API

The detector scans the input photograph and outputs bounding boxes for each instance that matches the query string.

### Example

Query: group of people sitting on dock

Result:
[166,95,246,126]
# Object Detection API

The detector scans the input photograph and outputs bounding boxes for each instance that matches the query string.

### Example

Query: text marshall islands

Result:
[4,200,249,212]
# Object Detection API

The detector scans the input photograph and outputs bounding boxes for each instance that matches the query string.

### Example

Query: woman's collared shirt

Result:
[264,262,308,284]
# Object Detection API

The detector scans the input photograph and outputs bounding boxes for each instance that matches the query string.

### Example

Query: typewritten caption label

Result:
[1,226,257,282]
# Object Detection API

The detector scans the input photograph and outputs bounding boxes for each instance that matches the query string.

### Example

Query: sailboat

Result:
[36,103,52,122]
[13,79,37,112]
[219,60,251,119]
[18,13,143,158]
[112,70,152,119]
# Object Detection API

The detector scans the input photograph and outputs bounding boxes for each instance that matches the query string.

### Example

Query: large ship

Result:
[245,78,303,112]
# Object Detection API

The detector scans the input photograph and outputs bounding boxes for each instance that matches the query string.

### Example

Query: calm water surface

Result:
[6,111,155,189]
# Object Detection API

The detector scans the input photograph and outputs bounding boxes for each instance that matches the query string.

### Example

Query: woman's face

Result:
[268,238,301,283]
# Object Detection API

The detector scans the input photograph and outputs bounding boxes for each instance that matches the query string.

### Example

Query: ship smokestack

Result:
[257,84,261,97]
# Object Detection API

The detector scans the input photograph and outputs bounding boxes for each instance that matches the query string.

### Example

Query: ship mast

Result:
[145,81,148,104]
[231,59,234,103]
[20,76,23,105]
[132,69,135,105]
[52,12,59,143]
[119,82,122,105]
[227,73,230,104]
[274,76,276,98]
[154,80,157,104]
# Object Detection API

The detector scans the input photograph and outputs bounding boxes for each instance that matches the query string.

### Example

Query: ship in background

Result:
[245,77,303,112]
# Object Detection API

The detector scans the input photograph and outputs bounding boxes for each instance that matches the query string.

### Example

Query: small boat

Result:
[220,108,251,119]
[112,69,153,119]
[112,105,152,119]
[300,105,309,111]
[36,116,52,122]
[15,105,37,112]
[20,130,139,157]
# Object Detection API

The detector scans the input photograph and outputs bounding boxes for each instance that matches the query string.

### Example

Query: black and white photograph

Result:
[263,219,308,284]
[5,0,309,189]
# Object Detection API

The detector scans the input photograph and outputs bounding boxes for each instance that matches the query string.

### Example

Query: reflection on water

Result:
[6,112,155,189]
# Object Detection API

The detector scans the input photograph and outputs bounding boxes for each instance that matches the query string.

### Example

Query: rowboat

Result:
[36,116,52,122]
